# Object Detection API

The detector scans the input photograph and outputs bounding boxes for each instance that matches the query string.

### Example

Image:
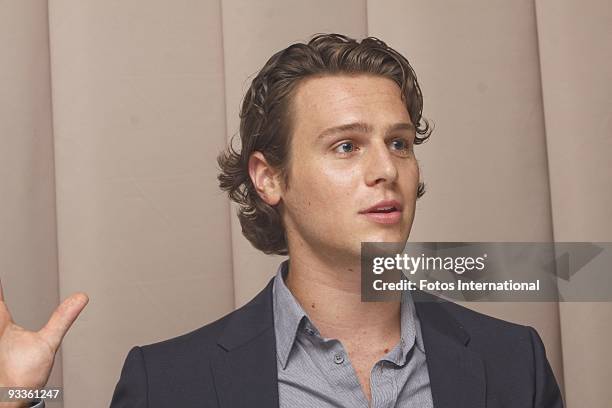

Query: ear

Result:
[248,151,282,206]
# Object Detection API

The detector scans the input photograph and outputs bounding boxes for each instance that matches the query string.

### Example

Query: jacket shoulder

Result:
[111,280,275,408]
[141,310,232,356]
[110,312,237,408]
[431,299,545,378]
[435,299,563,406]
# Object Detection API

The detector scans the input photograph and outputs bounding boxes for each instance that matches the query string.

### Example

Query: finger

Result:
[39,292,89,350]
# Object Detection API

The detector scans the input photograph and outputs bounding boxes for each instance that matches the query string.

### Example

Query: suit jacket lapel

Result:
[414,292,486,408]
[211,277,279,408]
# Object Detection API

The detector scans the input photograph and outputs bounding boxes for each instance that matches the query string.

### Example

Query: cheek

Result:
[290,162,358,211]
[402,161,420,189]
[315,164,361,203]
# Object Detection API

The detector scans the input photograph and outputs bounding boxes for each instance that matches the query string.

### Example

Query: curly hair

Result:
[217,33,432,256]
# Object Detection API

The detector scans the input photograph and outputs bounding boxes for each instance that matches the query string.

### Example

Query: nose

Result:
[363,140,398,187]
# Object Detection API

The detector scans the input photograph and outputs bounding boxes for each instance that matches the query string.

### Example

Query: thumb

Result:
[39,292,89,350]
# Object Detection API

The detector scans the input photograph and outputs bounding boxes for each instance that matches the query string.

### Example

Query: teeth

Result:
[371,206,395,213]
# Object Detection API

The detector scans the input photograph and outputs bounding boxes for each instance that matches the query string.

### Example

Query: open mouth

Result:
[368,206,398,213]
[362,206,402,224]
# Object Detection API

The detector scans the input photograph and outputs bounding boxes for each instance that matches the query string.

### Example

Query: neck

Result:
[284,251,401,343]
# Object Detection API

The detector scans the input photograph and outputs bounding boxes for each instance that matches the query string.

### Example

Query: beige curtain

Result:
[1,0,610,407]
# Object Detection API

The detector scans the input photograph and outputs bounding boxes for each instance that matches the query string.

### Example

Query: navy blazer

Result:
[109,276,564,407]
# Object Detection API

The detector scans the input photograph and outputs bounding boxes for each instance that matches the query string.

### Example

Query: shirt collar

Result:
[387,284,426,367]
[273,260,308,370]
[272,259,425,370]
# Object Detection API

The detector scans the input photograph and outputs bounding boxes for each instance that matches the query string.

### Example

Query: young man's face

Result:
[277,74,421,262]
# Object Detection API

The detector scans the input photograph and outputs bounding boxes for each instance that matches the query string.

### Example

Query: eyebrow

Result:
[316,121,416,140]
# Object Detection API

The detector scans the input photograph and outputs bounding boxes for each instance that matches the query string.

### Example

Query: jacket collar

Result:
[212,276,278,408]
[216,276,276,352]
[212,276,486,408]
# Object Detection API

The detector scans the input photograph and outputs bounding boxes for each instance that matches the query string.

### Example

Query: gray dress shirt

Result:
[273,259,433,408]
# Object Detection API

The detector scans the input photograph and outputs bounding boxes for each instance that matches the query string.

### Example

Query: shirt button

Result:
[333,353,345,364]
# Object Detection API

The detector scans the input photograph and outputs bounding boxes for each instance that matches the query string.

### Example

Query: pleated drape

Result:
[0,2,62,407]
[535,1,612,406]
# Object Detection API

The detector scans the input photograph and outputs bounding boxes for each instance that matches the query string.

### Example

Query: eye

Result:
[390,138,413,155]
[334,141,359,155]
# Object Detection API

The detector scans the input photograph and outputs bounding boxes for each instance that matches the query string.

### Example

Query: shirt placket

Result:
[370,338,407,408]
[302,322,370,408]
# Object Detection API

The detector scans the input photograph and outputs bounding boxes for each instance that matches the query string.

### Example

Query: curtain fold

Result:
[0,2,63,407]
[47,1,233,405]
[535,0,612,406]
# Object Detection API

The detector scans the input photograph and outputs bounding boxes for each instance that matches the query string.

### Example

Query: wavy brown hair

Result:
[217,33,432,256]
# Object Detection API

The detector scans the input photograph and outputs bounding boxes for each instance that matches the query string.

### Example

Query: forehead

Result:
[290,74,410,129]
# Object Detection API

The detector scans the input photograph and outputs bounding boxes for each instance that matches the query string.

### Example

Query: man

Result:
[0,34,563,407]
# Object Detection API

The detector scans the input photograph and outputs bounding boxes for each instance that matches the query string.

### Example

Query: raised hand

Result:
[0,278,88,407]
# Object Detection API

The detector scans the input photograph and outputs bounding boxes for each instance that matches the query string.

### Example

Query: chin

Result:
[364,232,406,244]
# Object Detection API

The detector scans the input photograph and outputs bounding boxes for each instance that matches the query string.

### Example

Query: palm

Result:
[0,281,88,389]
